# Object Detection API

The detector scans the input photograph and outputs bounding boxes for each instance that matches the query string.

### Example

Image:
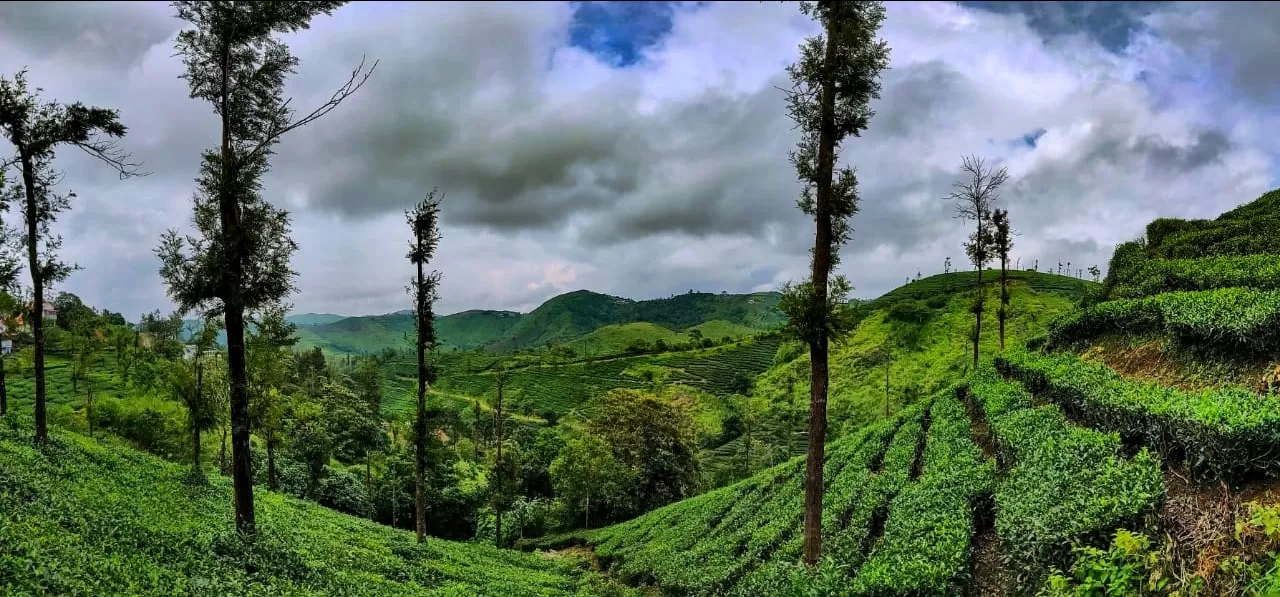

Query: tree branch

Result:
[248,56,379,160]
[73,137,149,179]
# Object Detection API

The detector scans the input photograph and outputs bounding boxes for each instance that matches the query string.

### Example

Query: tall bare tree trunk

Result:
[974,262,984,371]
[214,33,256,534]
[999,255,1008,351]
[20,152,48,444]
[494,374,505,548]
[802,7,840,567]
[226,306,254,532]
[414,236,429,543]
[0,353,7,416]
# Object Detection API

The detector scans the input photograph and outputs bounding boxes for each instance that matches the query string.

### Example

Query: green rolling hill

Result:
[291,289,784,357]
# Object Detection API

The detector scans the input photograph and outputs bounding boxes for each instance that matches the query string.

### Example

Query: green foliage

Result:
[0,415,623,595]
[584,389,701,519]
[778,277,859,347]
[550,431,633,528]
[1039,530,1171,597]
[1049,288,1280,351]
[964,371,1164,588]
[998,349,1280,481]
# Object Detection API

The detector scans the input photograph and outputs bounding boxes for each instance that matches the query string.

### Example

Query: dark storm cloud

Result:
[1134,130,1231,172]
[0,1,176,69]
[960,1,1166,53]
[1147,2,1280,104]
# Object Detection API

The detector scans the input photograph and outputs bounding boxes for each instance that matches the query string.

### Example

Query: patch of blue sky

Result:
[567,1,707,67]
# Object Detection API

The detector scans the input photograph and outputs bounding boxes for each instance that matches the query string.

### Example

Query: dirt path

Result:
[959,388,1009,595]
[968,496,1011,597]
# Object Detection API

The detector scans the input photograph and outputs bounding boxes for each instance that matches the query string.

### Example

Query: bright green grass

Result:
[563,323,687,358]
[684,320,757,341]
[752,278,1081,438]
[0,414,628,596]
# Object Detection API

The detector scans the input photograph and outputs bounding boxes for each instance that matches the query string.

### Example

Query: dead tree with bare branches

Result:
[944,155,1009,370]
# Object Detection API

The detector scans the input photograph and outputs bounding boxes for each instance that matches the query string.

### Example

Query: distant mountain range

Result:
[183,289,785,355]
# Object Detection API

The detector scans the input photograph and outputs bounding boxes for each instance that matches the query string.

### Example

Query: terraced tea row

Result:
[584,404,921,595]
[578,390,999,595]
[1108,254,1280,299]
[996,349,1280,481]
[965,371,1163,586]
[1049,288,1280,350]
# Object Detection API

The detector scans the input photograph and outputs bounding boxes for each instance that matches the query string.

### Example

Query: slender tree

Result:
[0,71,141,442]
[945,155,1009,371]
[991,209,1014,351]
[158,2,376,535]
[0,174,21,415]
[492,364,511,547]
[1089,265,1101,283]
[406,190,442,543]
[779,1,890,566]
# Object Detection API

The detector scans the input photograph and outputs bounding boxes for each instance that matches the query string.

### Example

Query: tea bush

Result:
[1109,254,1280,299]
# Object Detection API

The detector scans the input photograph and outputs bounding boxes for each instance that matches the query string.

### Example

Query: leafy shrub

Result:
[886,299,931,325]
[998,349,1280,481]
[1038,530,1170,597]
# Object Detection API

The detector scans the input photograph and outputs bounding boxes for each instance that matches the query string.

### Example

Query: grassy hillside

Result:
[750,271,1089,442]
[490,290,783,353]
[0,414,630,596]
[562,323,688,358]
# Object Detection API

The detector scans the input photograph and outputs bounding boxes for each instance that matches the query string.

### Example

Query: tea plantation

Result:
[0,413,632,596]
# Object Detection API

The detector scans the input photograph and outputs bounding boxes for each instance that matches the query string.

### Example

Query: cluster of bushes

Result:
[1049,288,1280,350]
[997,349,1280,481]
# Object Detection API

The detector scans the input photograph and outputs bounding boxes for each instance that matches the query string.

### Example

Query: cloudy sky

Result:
[0,1,1277,319]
